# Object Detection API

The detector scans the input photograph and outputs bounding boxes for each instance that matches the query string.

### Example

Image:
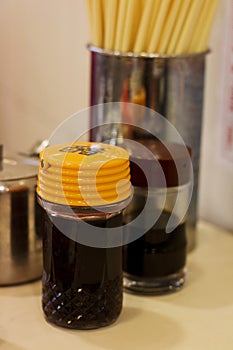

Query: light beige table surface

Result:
[0,221,233,350]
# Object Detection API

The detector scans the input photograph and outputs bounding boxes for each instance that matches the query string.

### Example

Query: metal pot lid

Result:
[0,145,38,181]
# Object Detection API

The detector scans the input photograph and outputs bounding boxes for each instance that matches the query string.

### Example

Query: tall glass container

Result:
[123,140,192,294]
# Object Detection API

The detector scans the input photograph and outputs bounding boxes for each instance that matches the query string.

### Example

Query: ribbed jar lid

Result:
[37,142,131,206]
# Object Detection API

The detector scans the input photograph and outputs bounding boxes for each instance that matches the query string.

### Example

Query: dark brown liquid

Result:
[41,207,123,329]
[10,187,29,259]
[123,211,186,278]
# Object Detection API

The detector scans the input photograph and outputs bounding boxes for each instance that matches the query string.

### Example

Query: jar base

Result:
[42,277,123,330]
[44,313,121,330]
[123,268,186,295]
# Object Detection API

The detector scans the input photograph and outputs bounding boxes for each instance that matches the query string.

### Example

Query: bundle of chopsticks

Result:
[86,0,219,54]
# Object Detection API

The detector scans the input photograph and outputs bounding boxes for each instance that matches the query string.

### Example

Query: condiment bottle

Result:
[123,140,192,294]
[37,142,131,329]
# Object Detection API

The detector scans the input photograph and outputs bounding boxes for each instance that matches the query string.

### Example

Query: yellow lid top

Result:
[37,142,131,206]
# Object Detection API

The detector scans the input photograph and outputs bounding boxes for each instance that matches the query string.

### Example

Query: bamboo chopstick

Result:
[133,0,159,53]
[187,0,211,53]
[157,0,182,54]
[175,0,203,54]
[104,0,119,50]
[86,0,95,45]
[87,0,104,47]
[147,0,172,53]
[114,0,128,51]
[121,0,142,52]
[195,0,219,52]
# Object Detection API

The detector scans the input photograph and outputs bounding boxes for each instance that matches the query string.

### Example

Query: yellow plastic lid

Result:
[37,142,131,206]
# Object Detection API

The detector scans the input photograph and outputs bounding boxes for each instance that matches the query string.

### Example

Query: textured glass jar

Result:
[37,142,131,329]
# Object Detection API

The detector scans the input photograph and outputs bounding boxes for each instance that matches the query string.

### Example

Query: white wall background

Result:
[0,0,232,231]
[0,0,90,152]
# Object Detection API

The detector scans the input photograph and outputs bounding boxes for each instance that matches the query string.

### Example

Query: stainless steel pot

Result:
[0,145,42,285]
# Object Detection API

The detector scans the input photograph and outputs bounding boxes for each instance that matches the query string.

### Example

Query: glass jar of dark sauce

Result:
[123,140,192,295]
[37,142,131,329]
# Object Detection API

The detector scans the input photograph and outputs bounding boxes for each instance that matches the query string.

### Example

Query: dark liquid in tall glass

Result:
[41,207,123,329]
[123,211,187,278]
